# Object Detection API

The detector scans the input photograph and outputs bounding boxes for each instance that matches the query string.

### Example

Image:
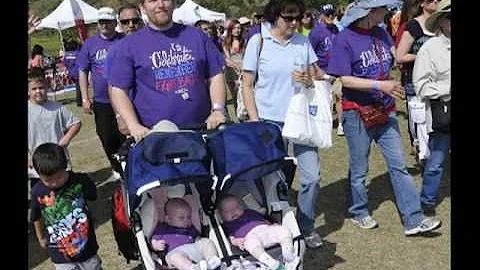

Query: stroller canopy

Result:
[206,122,289,190]
[125,131,212,207]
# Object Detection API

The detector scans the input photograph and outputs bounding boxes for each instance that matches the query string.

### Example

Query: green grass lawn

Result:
[28,90,450,270]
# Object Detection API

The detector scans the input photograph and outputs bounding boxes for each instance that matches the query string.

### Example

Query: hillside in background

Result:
[28,0,349,55]
[29,0,350,19]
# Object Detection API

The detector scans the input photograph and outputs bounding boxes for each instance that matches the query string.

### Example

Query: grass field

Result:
[28,89,450,270]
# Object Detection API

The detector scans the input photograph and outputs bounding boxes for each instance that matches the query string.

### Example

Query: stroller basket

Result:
[206,122,290,190]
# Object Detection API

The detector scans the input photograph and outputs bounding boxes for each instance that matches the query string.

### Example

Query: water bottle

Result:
[292,55,305,91]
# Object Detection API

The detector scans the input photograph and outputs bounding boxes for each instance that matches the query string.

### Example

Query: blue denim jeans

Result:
[262,119,321,235]
[421,131,450,207]
[342,110,424,230]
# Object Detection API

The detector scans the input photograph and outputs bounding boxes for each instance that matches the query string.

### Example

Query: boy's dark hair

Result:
[32,143,68,176]
[31,44,44,57]
[264,0,306,24]
[28,67,46,84]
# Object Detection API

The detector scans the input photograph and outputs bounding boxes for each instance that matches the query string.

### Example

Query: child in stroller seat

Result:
[218,195,301,270]
[151,198,222,270]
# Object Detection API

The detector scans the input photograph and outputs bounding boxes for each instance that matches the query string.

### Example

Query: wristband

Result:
[372,80,380,92]
[212,103,225,112]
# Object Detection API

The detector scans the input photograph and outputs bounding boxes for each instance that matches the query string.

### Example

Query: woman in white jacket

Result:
[412,0,450,216]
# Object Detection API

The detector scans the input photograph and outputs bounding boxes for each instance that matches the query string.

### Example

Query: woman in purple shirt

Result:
[327,0,440,236]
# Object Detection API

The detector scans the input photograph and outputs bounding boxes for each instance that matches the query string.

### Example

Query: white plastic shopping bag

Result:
[282,81,333,148]
[236,75,249,121]
[282,88,311,145]
[408,96,427,124]
[309,80,333,148]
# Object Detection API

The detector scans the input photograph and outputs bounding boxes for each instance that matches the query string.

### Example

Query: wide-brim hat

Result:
[340,0,401,28]
[425,0,451,33]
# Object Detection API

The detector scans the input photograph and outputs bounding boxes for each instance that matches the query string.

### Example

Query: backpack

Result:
[111,183,139,263]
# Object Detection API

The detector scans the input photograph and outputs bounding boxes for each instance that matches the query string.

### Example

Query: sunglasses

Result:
[98,19,115,24]
[426,0,441,3]
[279,14,303,22]
[120,18,142,25]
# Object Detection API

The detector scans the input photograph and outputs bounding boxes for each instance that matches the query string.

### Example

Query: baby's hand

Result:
[230,236,246,250]
[151,239,167,251]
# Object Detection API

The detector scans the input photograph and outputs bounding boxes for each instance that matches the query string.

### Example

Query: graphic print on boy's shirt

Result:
[30,173,98,263]
[39,183,89,258]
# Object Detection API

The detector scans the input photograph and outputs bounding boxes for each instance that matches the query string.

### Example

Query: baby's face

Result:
[220,198,245,222]
[166,207,192,228]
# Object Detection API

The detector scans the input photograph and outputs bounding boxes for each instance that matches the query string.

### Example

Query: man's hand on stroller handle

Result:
[151,239,167,251]
[129,123,151,143]
[206,110,226,130]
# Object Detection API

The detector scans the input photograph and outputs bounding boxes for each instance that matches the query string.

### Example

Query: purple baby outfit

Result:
[223,209,270,238]
[151,223,199,253]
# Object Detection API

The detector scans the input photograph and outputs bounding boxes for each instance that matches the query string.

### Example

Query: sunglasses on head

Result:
[426,0,441,3]
[98,19,115,24]
[279,14,303,22]
[120,18,142,25]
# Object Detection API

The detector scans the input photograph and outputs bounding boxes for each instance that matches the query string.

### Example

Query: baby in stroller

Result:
[151,198,222,270]
[218,195,301,270]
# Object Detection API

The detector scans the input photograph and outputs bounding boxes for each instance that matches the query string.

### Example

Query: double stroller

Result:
[115,121,306,270]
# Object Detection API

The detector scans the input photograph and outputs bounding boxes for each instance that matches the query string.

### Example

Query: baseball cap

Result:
[239,17,251,25]
[97,7,117,21]
[320,4,335,15]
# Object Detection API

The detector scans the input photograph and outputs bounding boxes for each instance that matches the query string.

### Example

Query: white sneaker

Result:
[337,124,345,136]
[192,260,208,270]
[111,171,122,180]
[207,256,222,269]
[285,256,301,270]
[404,218,441,236]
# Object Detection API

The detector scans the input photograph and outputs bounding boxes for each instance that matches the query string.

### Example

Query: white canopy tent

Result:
[37,0,99,30]
[172,0,226,25]
[36,0,99,51]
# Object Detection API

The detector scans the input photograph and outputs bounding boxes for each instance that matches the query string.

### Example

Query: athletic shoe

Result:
[304,231,323,249]
[405,218,441,236]
[351,215,378,229]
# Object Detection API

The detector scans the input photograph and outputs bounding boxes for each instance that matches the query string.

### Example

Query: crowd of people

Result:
[28,0,450,269]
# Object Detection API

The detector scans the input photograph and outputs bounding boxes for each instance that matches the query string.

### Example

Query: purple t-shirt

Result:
[151,223,199,253]
[63,50,79,81]
[308,22,338,69]
[246,24,261,42]
[223,209,270,238]
[77,32,124,104]
[108,23,225,128]
[327,26,395,108]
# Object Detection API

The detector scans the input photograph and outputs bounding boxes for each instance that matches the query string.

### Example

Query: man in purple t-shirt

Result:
[77,7,125,177]
[109,0,226,142]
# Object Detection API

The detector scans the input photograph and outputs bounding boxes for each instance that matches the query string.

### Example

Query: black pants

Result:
[93,102,126,174]
[74,80,82,107]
